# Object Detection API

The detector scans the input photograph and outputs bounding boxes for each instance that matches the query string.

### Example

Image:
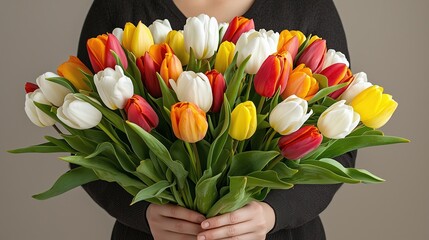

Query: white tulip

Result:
[340,72,373,104]
[112,27,124,43]
[24,89,56,127]
[94,65,134,110]
[322,49,350,70]
[184,14,219,59]
[317,100,360,139]
[269,95,312,135]
[235,29,279,74]
[57,93,102,130]
[149,19,172,44]
[218,22,229,41]
[36,72,72,106]
[169,71,213,112]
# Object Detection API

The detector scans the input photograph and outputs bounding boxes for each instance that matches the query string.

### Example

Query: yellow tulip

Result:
[57,56,92,91]
[350,85,398,129]
[215,41,235,73]
[122,21,154,58]
[165,30,189,65]
[229,101,257,141]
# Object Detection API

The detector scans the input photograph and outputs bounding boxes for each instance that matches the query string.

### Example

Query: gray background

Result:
[0,0,427,239]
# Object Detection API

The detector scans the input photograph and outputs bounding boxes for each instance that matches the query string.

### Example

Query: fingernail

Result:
[202,221,209,229]
[198,236,206,240]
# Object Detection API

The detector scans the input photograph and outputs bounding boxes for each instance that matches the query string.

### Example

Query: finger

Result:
[201,205,252,230]
[158,204,206,223]
[197,221,255,240]
[162,217,203,235]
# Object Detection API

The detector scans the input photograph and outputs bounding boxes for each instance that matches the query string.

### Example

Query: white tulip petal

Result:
[36,72,71,106]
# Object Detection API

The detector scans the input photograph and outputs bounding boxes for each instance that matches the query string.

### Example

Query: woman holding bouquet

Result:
[76,0,355,239]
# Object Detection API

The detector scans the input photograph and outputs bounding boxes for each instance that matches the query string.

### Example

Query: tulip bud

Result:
[149,19,172,44]
[229,101,257,141]
[112,27,124,43]
[340,72,373,104]
[184,14,219,59]
[205,70,226,113]
[269,95,313,135]
[24,89,56,127]
[160,53,183,84]
[254,52,292,97]
[281,64,319,101]
[57,56,92,91]
[297,39,327,73]
[170,71,213,112]
[278,125,323,160]
[171,102,208,143]
[36,72,72,106]
[350,85,398,129]
[214,41,235,74]
[57,93,102,130]
[320,63,353,99]
[317,100,360,139]
[87,33,128,73]
[122,21,154,58]
[235,29,279,74]
[322,49,350,70]
[148,43,174,67]
[166,30,189,65]
[222,16,255,44]
[278,30,307,48]
[137,52,161,97]
[25,82,39,93]
[94,65,134,110]
[125,95,159,132]
[277,36,300,60]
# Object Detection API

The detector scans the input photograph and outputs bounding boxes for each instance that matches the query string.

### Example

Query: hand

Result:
[197,201,275,240]
[146,203,206,240]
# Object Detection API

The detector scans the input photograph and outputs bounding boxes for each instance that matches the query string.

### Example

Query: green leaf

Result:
[124,122,149,160]
[8,142,66,154]
[286,161,361,184]
[127,121,188,189]
[225,55,250,107]
[62,134,97,155]
[136,160,163,183]
[308,82,348,105]
[318,135,410,159]
[313,74,328,89]
[131,180,174,205]
[170,140,191,170]
[33,167,98,200]
[82,129,111,143]
[125,49,145,96]
[269,88,282,113]
[272,161,299,179]
[44,136,76,152]
[195,169,222,214]
[206,176,251,217]
[46,77,78,93]
[223,53,238,84]
[74,93,125,132]
[247,171,294,189]
[33,102,82,136]
[229,151,279,176]
[346,168,385,183]
[295,34,312,61]
[156,72,177,110]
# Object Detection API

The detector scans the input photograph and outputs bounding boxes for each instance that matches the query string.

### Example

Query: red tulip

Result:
[320,63,353,99]
[87,33,128,73]
[222,16,255,44]
[25,82,39,93]
[137,52,161,98]
[254,52,292,98]
[205,70,226,113]
[277,35,300,60]
[297,39,327,73]
[124,95,159,132]
[278,125,323,160]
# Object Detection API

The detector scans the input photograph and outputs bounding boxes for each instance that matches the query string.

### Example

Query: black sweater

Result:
[76,1,355,239]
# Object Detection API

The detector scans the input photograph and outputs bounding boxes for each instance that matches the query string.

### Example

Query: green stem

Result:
[208,114,215,139]
[98,122,122,146]
[171,185,185,207]
[265,155,284,170]
[191,143,202,180]
[232,140,239,154]
[257,96,266,114]
[184,142,198,181]
[264,129,277,151]
[237,140,246,153]
[244,74,254,102]
[119,109,127,120]
[52,124,63,135]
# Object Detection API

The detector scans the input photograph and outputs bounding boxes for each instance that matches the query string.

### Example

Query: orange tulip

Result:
[160,53,183,84]
[171,102,208,143]
[86,33,128,73]
[281,64,319,101]
[222,16,255,44]
[57,56,92,91]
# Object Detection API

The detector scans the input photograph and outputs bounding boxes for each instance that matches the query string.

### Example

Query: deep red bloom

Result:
[25,82,39,93]
[320,63,353,99]
[205,70,226,113]
[278,125,323,160]
[125,95,159,132]
[297,39,327,73]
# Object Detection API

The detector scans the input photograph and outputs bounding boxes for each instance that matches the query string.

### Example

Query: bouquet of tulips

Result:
[11,15,408,217]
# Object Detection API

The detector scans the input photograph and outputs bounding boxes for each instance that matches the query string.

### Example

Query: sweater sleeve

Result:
[75,0,152,234]
[264,0,356,233]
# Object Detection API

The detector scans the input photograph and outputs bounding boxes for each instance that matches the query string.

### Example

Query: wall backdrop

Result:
[1,1,427,239]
